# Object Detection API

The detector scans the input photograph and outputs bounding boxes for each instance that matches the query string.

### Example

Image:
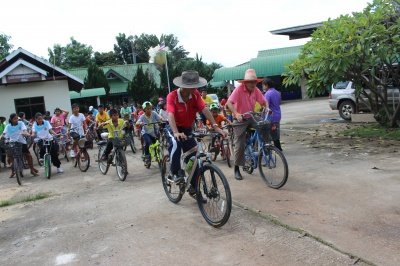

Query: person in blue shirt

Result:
[263,78,282,151]
[32,112,63,173]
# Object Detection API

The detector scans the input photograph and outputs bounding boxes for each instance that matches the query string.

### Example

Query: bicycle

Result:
[207,125,232,168]
[4,139,24,185]
[141,121,165,169]
[97,130,128,181]
[123,123,136,153]
[240,111,289,189]
[161,131,232,227]
[53,129,70,162]
[70,128,90,172]
[35,138,53,179]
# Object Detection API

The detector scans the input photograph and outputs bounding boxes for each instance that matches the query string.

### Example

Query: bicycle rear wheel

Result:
[223,141,232,168]
[14,158,22,186]
[78,150,90,172]
[129,135,136,153]
[34,143,43,166]
[197,164,232,228]
[161,155,183,203]
[44,154,51,179]
[115,149,128,181]
[98,145,109,175]
[258,145,288,189]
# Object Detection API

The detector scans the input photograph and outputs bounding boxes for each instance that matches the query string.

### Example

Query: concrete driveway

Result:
[0,98,398,265]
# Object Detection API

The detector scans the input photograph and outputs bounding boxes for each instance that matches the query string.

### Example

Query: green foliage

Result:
[94,51,122,66]
[48,37,93,68]
[84,63,110,94]
[0,34,13,60]
[114,33,135,64]
[0,192,51,208]
[129,66,157,104]
[283,0,400,127]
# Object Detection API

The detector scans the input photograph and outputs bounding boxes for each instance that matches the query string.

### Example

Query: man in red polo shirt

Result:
[166,70,226,188]
[226,69,268,180]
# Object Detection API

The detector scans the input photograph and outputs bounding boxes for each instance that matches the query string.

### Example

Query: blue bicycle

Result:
[241,112,288,189]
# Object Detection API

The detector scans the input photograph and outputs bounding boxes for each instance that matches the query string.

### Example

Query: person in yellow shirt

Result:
[98,109,127,161]
[95,104,110,139]
[201,88,214,107]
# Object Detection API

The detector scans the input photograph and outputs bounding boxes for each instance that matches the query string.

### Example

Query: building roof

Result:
[67,63,161,87]
[212,45,302,82]
[108,79,129,94]
[270,22,323,40]
[70,87,106,99]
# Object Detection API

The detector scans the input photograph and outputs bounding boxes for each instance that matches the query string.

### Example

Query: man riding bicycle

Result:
[226,69,268,180]
[166,70,227,194]
[99,109,127,161]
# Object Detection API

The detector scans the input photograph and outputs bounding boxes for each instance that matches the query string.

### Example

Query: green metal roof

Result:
[212,63,250,83]
[257,45,303,57]
[70,87,106,99]
[108,79,129,94]
[212,46,302,82]
[67,63,161,87]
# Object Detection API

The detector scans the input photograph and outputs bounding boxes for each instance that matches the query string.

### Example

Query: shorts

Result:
[70,132,81,140]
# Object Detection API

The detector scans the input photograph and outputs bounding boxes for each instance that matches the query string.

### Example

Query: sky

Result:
[1,0,371,67]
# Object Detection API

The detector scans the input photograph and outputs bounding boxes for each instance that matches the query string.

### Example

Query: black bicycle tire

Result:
[115,149,128,181]
[224,144,232,168]
[78,150,90,172]
[44,154,51,179]
[130,135,136,153]
[34,144,43,166]
[258,145,288,189]
[161,155,183,203]
[14,158,22,186]
[98,145,109,175]
[197,163,232,228]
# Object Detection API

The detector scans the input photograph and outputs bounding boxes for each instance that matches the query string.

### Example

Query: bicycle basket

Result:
[78,138,88,149]
[7,142,23,159]
[112,138,126,148]
[256,120,272,142]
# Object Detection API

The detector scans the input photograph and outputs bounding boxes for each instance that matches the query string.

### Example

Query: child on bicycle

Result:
[32,112,63,173]
[123,113,135,137]
[67,103,86,158]
[206,103,231,150]
[136,101,161,166]
[1,113,38,177]
[99,109,127,161]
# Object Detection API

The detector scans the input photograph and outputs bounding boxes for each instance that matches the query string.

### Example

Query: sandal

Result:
[9,172,15,178]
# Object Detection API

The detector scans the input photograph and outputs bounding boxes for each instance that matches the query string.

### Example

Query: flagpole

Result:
[164,51,171,93]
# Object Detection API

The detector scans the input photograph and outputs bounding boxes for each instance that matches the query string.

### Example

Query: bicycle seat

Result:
[97,140,107,146]
[100,132,109,140]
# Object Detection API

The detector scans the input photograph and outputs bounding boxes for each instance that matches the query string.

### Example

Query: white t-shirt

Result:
[69,113,85,136]
[32,121,53,140]
[159,109,169,121]
[4,121,27,144]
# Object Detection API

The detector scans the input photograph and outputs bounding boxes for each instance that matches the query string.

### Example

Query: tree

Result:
[48,37,93,68]
[129,66,157,104]
[94,51,122,66]
[84,63,110,95]
[114,33,134,64]
[0,34,13,60]
[283,0,400,127]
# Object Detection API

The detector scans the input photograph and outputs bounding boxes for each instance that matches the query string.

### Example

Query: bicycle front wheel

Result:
[258,145,288,189]
[223,142,232,168]
[14,158,22,186]
[129,135,136,153]
[78,150,90,172]
[98,145,109,175]
[34,143,43,166]
[161,155,183,204]
[44,154,51,179]
[115,149,128,181]
[197,164,232,228]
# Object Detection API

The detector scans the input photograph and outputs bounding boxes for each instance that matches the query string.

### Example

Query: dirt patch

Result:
[283,122,400,157]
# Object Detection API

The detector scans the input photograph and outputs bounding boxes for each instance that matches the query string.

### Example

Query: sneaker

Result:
[57,168,64,173]
[39,158,44,164]
[188,186,207,203]
[69,150,76,158]
[172,169,185,184]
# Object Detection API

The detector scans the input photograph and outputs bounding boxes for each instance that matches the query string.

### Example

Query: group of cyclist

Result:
[0,68,282,188]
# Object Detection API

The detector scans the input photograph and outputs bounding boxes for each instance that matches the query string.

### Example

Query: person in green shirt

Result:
[0,116,6,166]
[0,116,6,135]
[119,102,132,119]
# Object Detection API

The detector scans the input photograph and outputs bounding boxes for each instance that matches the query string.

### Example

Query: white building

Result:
[0,48,83,119]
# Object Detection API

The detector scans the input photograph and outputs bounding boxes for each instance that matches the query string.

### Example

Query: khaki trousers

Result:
[233,119,257,166]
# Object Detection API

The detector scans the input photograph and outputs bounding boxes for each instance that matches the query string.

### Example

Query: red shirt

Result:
[167,88,206,128]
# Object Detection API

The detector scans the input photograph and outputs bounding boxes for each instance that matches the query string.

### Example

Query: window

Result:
[14,96,45,120]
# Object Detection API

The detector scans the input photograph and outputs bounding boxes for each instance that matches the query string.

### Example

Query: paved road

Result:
[1,98,398,265]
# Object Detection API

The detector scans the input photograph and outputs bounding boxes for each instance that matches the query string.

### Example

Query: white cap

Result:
[89,106,93,111]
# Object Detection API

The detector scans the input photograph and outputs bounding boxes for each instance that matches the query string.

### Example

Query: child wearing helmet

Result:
[206,103,231,129]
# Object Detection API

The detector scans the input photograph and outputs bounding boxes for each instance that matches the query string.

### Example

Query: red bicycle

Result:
[207,127,232,168]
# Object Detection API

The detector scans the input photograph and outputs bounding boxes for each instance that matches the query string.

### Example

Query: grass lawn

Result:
[0,192,51,208]
[342,124,400,140]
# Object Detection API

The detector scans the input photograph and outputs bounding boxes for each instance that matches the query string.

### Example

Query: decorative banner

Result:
[148,44,169,66]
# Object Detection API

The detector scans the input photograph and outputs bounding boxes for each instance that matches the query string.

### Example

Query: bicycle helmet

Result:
[209,103,220,111]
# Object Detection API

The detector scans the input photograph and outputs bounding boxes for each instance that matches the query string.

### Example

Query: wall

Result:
[0,80,72,118]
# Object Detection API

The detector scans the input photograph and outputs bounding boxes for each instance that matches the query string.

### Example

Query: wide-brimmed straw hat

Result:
[239,69,263,83]
[173,70,207,88]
